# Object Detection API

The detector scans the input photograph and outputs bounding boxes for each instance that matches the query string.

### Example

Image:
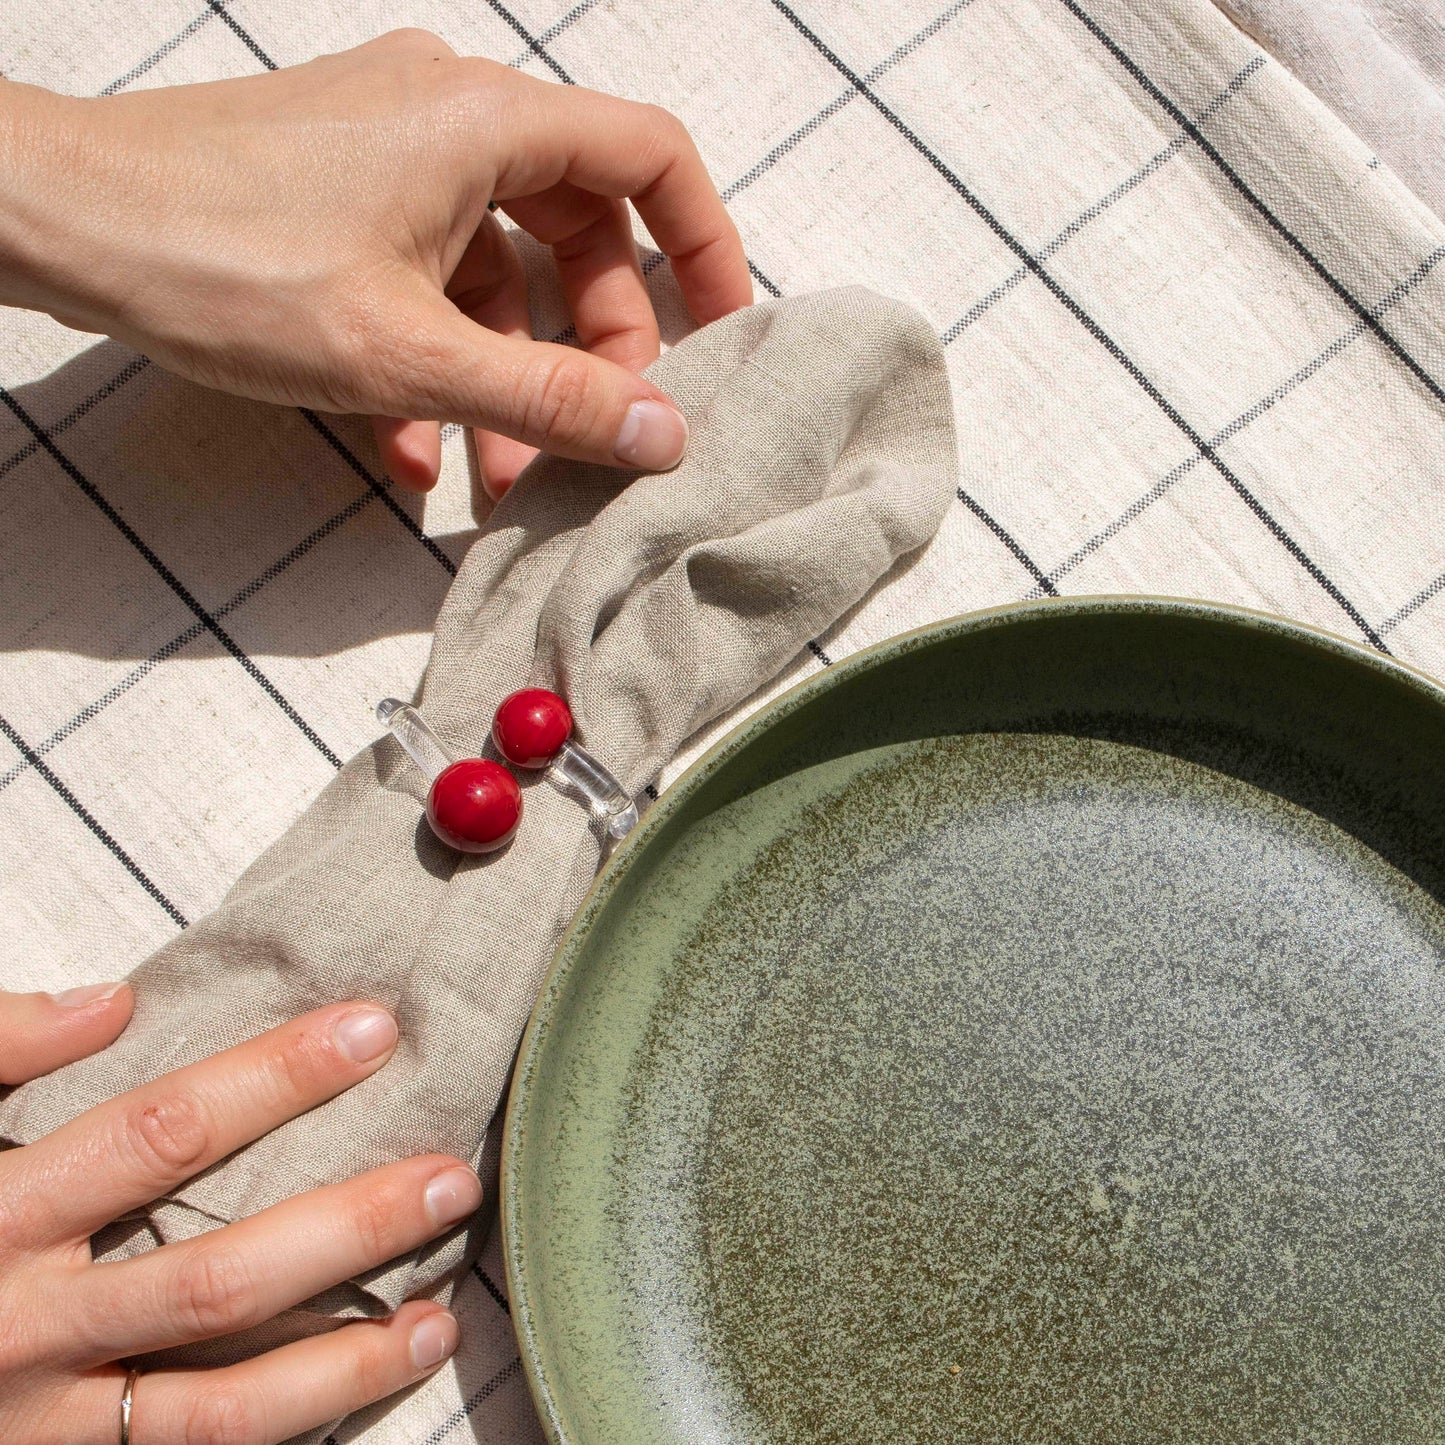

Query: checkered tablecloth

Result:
[4,1,1444,1441]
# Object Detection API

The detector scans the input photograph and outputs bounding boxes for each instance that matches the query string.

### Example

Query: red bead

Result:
[426,758,522,853]
[493,688,573,769]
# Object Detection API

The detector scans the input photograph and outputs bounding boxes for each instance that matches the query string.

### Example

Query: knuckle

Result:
[325,291,388,387]
[347,1333,394,1401]
[170,1244,258,1338]
[448,270,512,321]
[643,101,685,137]
[0,1168,32,1253]
[268,1023,335,1103]
[520,354,599,443]
[123,1092,209,1181]
[549,202,617,260]
[357,306,451,415]
[632,105,691,194]
[184,1382,262,1445]
[379,26,449,54]
[348,1186,403,1262]
[643,102,693,159]
[454,54,509,92]
[439,57,511,130]
[0,1292,39,1371]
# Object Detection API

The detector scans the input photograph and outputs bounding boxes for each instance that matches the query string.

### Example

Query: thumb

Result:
[0,983,134,1086]
[372,293,690,473]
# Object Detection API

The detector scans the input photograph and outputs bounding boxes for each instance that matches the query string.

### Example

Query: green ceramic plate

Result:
[502,598,1445,1443]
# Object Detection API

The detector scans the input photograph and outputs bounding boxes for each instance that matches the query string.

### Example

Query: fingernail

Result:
[332,1007,397,1064]
[410,1311,460,1372]
[425,1165,483,1229]
[613,399,688,470]
[52,981,126,1009]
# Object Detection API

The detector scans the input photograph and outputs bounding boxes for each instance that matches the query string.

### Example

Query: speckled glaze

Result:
[503,599,1445,1444]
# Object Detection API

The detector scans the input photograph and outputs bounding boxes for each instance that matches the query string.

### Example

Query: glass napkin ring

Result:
[376,690,638,853]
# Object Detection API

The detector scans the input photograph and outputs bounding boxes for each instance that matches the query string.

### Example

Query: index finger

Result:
[485,71,753,325]
[4,1002,398,1249]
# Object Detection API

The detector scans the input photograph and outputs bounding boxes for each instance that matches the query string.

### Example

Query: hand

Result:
[0,987,481,1444]
[0,30,753,497]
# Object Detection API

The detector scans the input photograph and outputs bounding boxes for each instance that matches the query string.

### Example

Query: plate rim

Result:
[500,594,1445,1442]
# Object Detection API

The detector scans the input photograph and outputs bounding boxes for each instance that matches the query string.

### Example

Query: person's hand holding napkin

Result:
[0,287,958,1389]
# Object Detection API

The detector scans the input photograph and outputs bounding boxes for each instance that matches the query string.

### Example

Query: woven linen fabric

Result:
[0,284,958,1279]
[3,0,1445,1440]
[1214,0,1445,219]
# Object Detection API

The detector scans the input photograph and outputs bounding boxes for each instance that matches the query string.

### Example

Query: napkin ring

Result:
[376,690,638,853]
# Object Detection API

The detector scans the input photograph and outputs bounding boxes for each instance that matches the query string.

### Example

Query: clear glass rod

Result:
[376,698,454,784]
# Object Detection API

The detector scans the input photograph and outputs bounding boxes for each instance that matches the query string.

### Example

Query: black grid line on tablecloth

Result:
[505,0,601,68]
[1031,244,1445,597]
[101,1,218,93]
[473,1263,512,1314]
[941,56,1266,343]
[99,0,600,100]
[0,364,455,591]
[7,5,1444,1444]
[0,400,457,806]
[0,485,378,796]
[0,353,148,481]
[0,712,188,925]
[1061,0,1445,408]
[957,488,1058,595]
[13,0,1444,809]
[299,410,458,578]
[770,0,1390,652]
[1385,570,1445,634]
[747,257,783,298]
[418,1357,526,1445]
[484,0,570,81]
[722,0,979,204]
[0,380,346,762]
[206,0,275,70]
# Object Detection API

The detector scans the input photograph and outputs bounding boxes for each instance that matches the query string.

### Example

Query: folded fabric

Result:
[0,287,957,1327]
[1212,0,1445,221]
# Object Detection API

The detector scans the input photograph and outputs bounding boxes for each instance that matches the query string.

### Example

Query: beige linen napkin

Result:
[0,286,957,1323]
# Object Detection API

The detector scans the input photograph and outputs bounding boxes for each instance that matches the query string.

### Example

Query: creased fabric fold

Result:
[0,286,958,1326]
